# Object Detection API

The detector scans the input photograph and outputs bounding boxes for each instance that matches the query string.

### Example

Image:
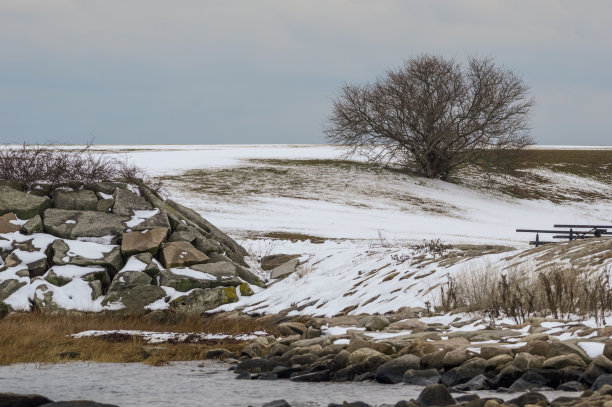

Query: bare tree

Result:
[324,55,534,180]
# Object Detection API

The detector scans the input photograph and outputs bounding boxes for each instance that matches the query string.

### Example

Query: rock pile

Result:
[198,312,612,403]
[0,180,263,315]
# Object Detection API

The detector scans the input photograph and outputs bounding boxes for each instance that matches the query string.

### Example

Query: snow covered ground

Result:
[102,144,611,247]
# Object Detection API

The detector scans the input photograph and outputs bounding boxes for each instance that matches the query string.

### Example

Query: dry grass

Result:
[0,311,277,366]
[440,261,612,325]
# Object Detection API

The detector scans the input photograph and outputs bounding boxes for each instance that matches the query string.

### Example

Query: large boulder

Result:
[165,199,248,258]
[43,209,129,240]
[375,354,421,384]
[0,186,51,219]
[261,254,300,271]
[102,284,166,313]
[403,368,441,386]
[0,278,28,302]
[170,286,238,314]
[44,265,110,291]
[132,211,171,231]
[158,268,241,292]
[160,241,208,268]
[51,239,123,273]
[120,228,168,256]
[112,189,152,216]
[53,189,98,211]
[269,258,300,279]
[0,213,21,233]
[22,215,43,234]
[359,315,390,332]
[4,249,48,277]
[416,384,456,406]
[121,253,161,277]
[190,262,263,286]
[107,270,152,292]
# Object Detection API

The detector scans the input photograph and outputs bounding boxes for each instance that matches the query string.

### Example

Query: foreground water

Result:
[0,361,580,407]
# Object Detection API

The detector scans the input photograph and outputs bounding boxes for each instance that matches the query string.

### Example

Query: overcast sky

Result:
[1,1,611,145]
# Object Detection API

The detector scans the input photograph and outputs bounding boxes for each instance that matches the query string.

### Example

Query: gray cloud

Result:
[0,0,610,145]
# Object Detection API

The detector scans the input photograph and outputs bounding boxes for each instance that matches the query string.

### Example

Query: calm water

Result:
[0,361,580,407]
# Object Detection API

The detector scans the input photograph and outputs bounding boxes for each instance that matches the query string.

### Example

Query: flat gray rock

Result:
[43,209,129,240]
[0,185,51,219]
[51,239,124,272]
[112,189,152,216]
[270,258,300,279]
[158,268,242,292]
[53,190,98,211]
[170,286,238,314]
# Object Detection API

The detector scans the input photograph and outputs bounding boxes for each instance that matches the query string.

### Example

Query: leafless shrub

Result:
[440,263,612,324]
[295,263,315,279]
[0,143,163,193]
[369,230,392,249]
[410,238,452,257]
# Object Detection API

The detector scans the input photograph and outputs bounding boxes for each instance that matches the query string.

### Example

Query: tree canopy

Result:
[325,55,534,180]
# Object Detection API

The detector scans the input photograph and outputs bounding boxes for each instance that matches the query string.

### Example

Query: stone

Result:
[132,211,171,232]
[261,254,301,270]
[269,258,299,279]
[5,250,48,277]
[131,252,162,277]
[375,354,421,383]
[121,228,168,256]
[506,392,548,407]
[0,185,52,219]
[348,348,391,366]
[387,319,428,331]
[0,393,53,406]
[22,215,43,234]
[44,266,110,290]
[107,270,152,292]
[359,315,390,332]
[102,285,166,314]
[416,384,456,406]
[206,348,235,360]
[166,199,248,259]
[519,340,550,357]
[398,340,437,357]
[96,199,114,213]
[441,365,484,387]
[239,283,254,296]
[190,261,238,278]
[347,338,395,355]
[158,268,241,292]
[548,341,590,363]
[442,349,474,370]
[160,241,208,268]
[112,189,152,216]
[290,370,331,382]
[480,346,513,360]
[262,400,291,407]
[542,353,587,369]
[43,209,129,240]
[51,240,123,273]
[0,279,27,303]
[53,189,98,211]
[592,374,612,390]
[509,371,547,391]
[170,286,238,314]
[557,381,585,391]
[513,352,544,370]
[403,368,441,386]
[85,181,126,195]
[241,343,263,358]
[491,365,524,388]
[455,374,491,391]
[0,213,21,233]
[485,354,514,371]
